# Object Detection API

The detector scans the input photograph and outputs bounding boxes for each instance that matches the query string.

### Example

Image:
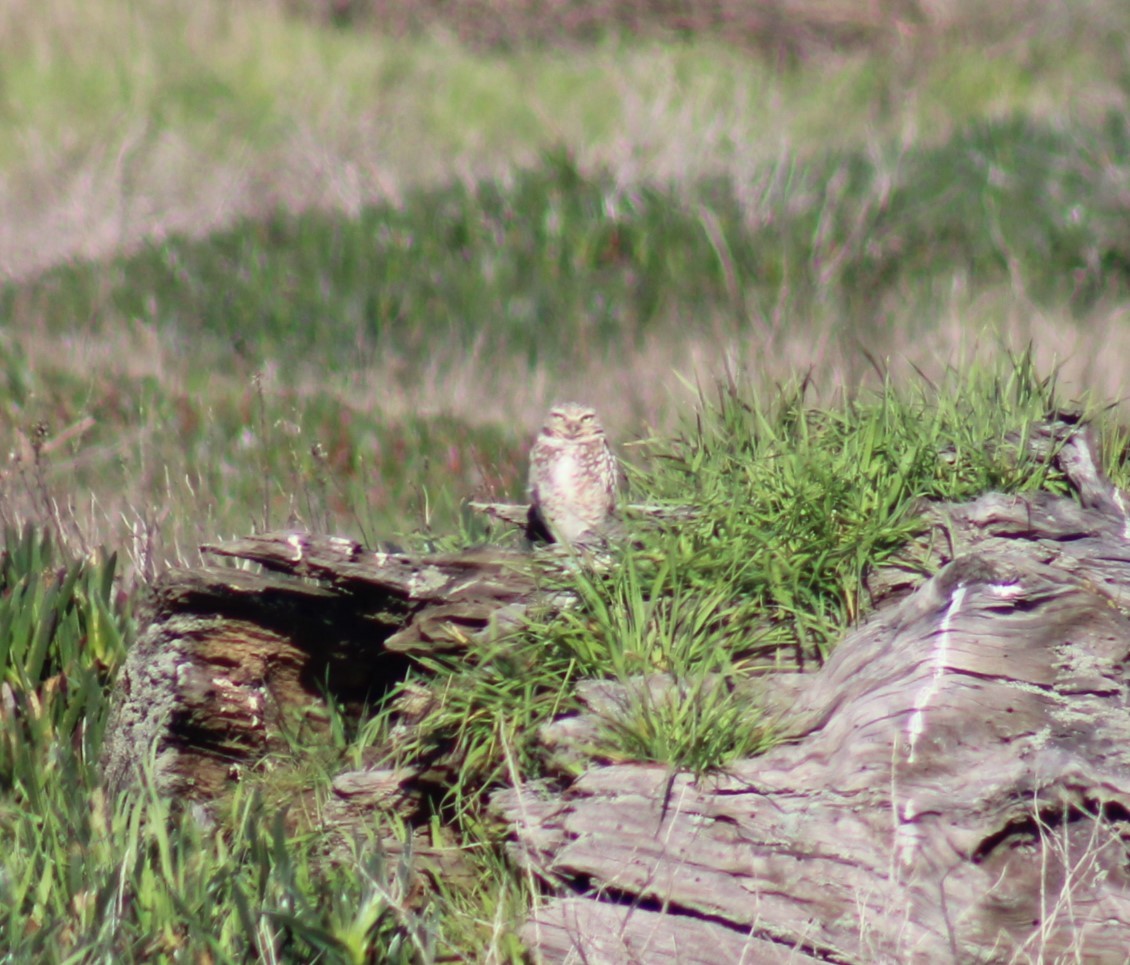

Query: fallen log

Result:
[494,425,1130,962]
[99,534,543,801]
[99,417,1130,962]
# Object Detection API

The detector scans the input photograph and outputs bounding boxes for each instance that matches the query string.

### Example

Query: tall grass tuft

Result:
[0,525,130,789]
[394,356,1085,811]
[0,527,450,962]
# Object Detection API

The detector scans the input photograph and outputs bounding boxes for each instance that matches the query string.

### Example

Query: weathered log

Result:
[468,500,701,540]
[493,433,1130,963]
[99,499,719,801]
[100,533,543,800]
[100,418,1130,961]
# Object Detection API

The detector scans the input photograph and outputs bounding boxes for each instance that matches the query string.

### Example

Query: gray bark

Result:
[494,425,1130,963]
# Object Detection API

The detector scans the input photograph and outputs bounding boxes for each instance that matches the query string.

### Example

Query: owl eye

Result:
[581,413,594,422]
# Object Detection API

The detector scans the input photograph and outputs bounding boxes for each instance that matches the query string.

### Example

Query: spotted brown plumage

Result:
[528,403,618,546]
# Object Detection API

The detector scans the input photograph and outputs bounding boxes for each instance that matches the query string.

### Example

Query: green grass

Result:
[3,781,442,962]
[0,354,530,573]
[2,357,1128,960]
[0,526,478,962]
[358,353,1112,817]
[0,527,129,785]
[3,1,1130,956]
[6,1,1122,173]
[4,0,1129,284]
[5,111,1129,569]
[10,113,1130,381]
[5,1,1119,170]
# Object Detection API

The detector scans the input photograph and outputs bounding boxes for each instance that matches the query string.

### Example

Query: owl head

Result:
[541,402,605,441]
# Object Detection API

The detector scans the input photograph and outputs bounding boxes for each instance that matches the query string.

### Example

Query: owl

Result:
[528,403,619,546]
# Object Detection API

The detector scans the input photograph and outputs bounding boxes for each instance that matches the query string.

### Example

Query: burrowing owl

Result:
[528,402,618,546]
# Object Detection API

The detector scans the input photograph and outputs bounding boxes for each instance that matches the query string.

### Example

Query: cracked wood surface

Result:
[495,425,1130,963]
[100,534,542,799]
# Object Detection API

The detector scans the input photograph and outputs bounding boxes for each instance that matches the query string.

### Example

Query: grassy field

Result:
[3,0,1128,281]
[8,112,1130,570]
[3,0,1130,959]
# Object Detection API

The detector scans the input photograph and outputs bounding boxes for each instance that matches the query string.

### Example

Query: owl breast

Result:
[548,445,586,493]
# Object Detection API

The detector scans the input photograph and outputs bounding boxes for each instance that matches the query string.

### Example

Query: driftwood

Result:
[100,417,1130,962]
[494,424,1130,963]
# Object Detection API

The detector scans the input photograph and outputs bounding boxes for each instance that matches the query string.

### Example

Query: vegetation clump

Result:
[3,356,1119,960]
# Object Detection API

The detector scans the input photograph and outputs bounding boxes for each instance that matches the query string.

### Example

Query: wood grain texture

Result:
[496,476,1130,962]
[526,898,826,964]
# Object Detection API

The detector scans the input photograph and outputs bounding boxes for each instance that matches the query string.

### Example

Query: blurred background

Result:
[2,0,1130,561]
